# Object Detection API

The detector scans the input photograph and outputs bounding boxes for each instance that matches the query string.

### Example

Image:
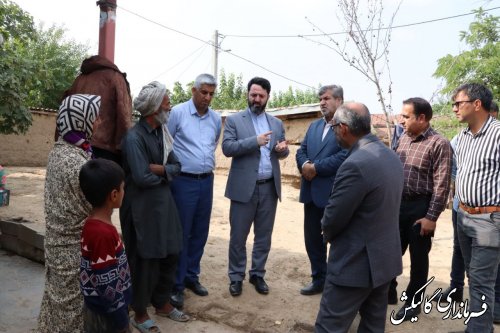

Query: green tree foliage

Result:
[168,69,320,110]
[0,0,36,134]
[211,70,247,110]
[169,81,190,105]
[0,0,34,42]
[431,100,463,140]
[24,25,88,109]
[434,9,500,97]
[168,70,247,110]
[0,0,89,134]
[268,86,318,108]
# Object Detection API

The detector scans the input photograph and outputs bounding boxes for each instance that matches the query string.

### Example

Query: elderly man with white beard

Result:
[120,81,190,333]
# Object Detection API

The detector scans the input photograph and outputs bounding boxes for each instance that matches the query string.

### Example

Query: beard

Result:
[248,99,267,115]
[155,110,170,125]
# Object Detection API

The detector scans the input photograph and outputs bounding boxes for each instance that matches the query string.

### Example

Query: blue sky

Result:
[12,0,499,113]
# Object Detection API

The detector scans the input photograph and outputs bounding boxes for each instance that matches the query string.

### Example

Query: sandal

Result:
[130,317,161,333]
[155,307,190,322]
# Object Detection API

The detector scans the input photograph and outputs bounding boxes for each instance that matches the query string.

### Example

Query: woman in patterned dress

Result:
[37,94,101,333]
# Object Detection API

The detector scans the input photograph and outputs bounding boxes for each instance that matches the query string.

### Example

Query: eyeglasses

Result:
[331,123,342,128]
[451,100,474,108]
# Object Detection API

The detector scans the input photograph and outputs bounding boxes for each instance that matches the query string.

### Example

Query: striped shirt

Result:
[396,127,452,221]
[455,116,500,207]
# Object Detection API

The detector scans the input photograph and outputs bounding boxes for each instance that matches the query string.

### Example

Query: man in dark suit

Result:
[316,102,403,333]
[296,85,347,295]
[222,77,289,296]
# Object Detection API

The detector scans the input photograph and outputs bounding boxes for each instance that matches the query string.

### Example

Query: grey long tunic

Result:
[120,118,182,258]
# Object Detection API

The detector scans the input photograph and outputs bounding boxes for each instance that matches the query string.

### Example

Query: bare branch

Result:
[305,0,402,142]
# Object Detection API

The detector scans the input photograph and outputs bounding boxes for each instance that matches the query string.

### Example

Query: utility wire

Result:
[151,43,207,81]
[222,6,500,38]
[119,6,210,46]
[176,45,209,81]
[118,6,315,89]
[218,50,315,88]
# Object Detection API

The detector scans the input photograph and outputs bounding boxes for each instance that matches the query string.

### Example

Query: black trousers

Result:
[391,198,432,303]
[304,202,327,283]
[128,253,179,314]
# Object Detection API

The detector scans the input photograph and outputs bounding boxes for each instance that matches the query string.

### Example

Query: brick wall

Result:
[0,111,56,167]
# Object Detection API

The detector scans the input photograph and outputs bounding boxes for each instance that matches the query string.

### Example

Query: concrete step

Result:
[0,218,45,263]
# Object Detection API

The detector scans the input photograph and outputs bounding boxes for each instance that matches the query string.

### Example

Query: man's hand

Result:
[302,162,317,181]
[414,217,436,236]
[257,131,273,146]
[274,140,288,153]
[149,164,165,176]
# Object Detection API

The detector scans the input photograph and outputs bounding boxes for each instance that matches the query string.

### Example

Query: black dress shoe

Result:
[394,304,421,322]
[388,286,398,305]
[185,281,208,296]
[438,286,463,303]
[229,281,242,296]
[249,276,269,295]
[170,290,184,308]
[300,282,324,295]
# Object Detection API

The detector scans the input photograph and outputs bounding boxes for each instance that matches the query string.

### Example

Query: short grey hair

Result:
[318,85,343,100]
[194,73,217,89]
[333,103,371,136]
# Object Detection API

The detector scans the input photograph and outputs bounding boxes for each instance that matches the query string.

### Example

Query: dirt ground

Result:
[0,167,483,332]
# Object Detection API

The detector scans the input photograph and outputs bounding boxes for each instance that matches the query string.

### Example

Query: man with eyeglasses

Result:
[437,98,500,317]
[296,85,347,296]
[390,97,452,321]
[452,83,500,333]
[315,102,403,332]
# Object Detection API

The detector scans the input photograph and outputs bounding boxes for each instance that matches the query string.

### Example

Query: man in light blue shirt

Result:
[167,73,221,308]
[249,109,273,180]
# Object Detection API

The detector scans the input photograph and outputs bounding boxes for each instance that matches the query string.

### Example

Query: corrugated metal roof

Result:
[217,103,321,118]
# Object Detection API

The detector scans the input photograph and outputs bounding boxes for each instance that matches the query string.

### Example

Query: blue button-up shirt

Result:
[167,99,222,174]
[249,110,273,180]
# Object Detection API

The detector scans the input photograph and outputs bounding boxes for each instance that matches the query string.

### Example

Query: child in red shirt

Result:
[79,159,132,333]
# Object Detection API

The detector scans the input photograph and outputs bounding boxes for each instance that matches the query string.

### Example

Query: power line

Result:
[119,6,210,46]
[151,43,207,81]
[222,6,500,38]
[220,49,315,88]
[118,6,315,89]
[176,45,209,81]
